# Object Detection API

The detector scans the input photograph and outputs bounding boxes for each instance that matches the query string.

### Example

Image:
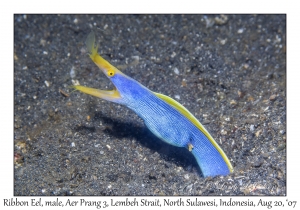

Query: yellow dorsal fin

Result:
[153,92,233,172]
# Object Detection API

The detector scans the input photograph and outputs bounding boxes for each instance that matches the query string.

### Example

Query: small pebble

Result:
[174,67,179,75]
[214,15,228,25]
[269,94,277,101]
[72,80,80,86]
[70,66,76,78]
[221,129,227,135]
[184,174,190,180]
[237,28,244,34]
[220,39,227,45]
[277,144,286,152]
[171,52,176,58]
[255,129,262,137]
[230,100,237,105]
[44,80,50,87]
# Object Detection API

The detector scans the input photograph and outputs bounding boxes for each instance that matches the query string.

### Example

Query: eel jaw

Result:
[72,85,121,102]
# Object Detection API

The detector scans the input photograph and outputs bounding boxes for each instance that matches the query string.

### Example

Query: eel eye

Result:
[107,69,115,77]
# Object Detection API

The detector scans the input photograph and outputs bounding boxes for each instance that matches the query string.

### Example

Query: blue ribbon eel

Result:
[72,31,233,177]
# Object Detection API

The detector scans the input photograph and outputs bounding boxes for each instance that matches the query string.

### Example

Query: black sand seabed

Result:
[14,14,286,196]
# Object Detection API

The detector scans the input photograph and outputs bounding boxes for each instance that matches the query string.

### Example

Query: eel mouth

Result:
[72,85,121,102]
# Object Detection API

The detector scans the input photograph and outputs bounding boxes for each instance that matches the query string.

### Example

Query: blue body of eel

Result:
[73,32,233,177]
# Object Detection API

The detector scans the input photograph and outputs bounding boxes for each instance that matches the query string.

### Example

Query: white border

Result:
[2,1,298,210]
